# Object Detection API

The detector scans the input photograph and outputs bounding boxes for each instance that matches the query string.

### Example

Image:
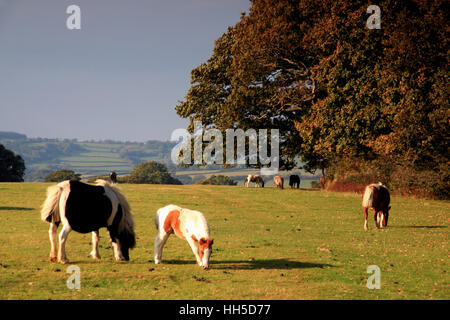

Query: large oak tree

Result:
[176,0,449,197]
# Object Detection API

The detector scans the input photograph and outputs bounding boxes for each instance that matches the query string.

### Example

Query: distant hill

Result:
[0,131,318,185]
[0,131,176,181]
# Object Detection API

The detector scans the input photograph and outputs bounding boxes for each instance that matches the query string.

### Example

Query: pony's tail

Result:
[40,184,63,223]
[362,185,374,208]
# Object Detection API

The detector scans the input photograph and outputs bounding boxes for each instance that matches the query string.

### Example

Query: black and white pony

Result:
[40,180,136,264]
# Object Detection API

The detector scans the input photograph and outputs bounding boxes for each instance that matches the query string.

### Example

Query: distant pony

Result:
[362,182,391,231]
[320,176,325,189]
[40,180,135,263]
[289,175,300,189]
[109,171,117,184]
[244,174,264,188]
[274,176,284,189]
[154,205,214,270]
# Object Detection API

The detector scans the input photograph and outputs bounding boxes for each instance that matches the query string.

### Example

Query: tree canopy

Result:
[44,169,81,182]
[0,144,25,182]
[176,0,449,198]
[195,175,238,186]
[128,161,182,185]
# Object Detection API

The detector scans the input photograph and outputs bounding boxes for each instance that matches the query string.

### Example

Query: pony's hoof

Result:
[59,259,70,264]
[90,252,101,259]
[49,257,57,263]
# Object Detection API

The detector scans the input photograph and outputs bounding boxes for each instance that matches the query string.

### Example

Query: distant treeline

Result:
[0,131,176,181]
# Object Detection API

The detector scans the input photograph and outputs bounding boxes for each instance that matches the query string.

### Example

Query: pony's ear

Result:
[388,206,391,211]
[208,239,214,247]
[199,238,207,245]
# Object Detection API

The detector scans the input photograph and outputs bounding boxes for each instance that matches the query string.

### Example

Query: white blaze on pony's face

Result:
[198,237,214,269]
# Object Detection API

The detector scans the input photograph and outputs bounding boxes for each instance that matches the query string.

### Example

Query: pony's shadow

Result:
[391,225,447,229]
[0,206,34,211]
[165,259,333,270]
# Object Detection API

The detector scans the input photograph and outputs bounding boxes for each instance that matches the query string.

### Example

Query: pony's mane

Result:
[181,207,210,237]
[95,179,132,215]
[95,179,135,248]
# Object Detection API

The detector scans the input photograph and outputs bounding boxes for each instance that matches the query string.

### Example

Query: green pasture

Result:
[0,183,448,299]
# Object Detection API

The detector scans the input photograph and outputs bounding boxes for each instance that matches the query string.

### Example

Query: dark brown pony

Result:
[110,171,117,184]
[289,175,300,188]
[362,182,391,231]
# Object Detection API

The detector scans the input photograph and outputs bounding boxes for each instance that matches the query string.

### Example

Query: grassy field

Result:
[0,182,448,300]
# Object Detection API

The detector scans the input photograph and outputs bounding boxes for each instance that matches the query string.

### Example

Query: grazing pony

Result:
[362,182,391,231]
[274,175,284,189]
[109,171,117,184]
[244,174,264,188]
[154,204,214,270]
[320,176,325,189]
[289,175,300,189]
[40,180,135,264]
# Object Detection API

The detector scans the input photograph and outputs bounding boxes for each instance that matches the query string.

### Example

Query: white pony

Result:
[154,204,214,269]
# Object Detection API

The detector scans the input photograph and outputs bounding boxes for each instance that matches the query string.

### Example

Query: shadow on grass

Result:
[391,225,447,229]
[0,206,34,211]
[165,258,333,270]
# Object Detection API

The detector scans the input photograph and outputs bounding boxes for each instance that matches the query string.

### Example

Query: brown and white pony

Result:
[274,175,284,189]
[320,176,325,189]
[154,204,214,270]
[40,180,135,263]
[362,182,391,231]
[244,174,264,188]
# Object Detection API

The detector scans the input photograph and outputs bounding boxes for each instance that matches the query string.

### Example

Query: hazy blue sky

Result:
[0,0,250,141]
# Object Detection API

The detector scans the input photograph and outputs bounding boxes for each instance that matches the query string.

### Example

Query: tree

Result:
[128,161,182,185]
[45,169,81,182]
[176,0,449,198]
[195,175,237,185]
[0,144,25,182]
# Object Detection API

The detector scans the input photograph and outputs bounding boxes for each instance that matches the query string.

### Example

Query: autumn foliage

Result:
[176,0,449,199]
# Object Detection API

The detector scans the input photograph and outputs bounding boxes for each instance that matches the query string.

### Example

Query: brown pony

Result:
[362,182,391,231]
[274,176,284,189]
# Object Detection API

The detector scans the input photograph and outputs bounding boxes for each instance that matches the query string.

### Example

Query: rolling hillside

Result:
[0,131,175,181]
[0,131,319,185]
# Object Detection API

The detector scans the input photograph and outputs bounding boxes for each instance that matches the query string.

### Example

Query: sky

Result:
[0,0,250,142]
